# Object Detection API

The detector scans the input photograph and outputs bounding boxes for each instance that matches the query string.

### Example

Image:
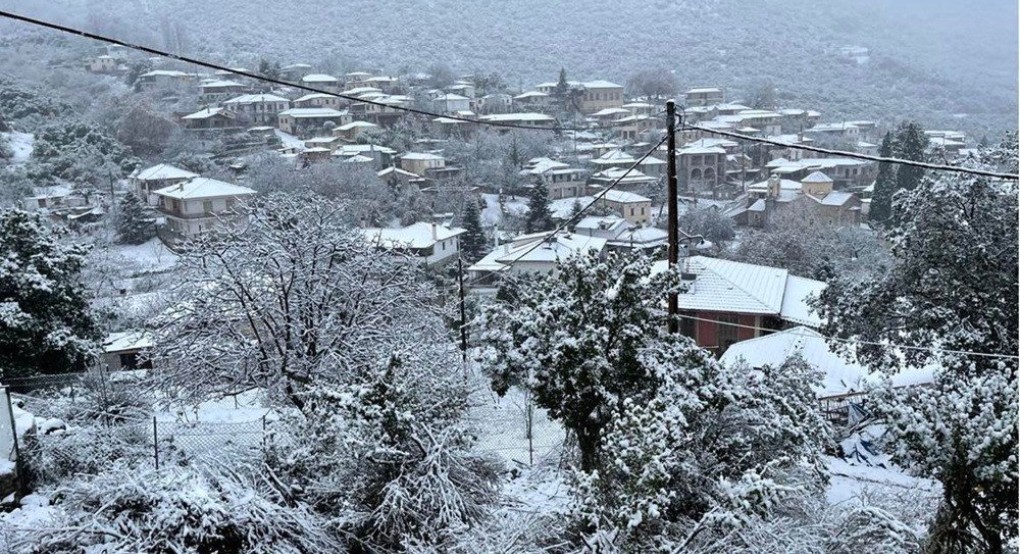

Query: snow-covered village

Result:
[0,1,1017,552]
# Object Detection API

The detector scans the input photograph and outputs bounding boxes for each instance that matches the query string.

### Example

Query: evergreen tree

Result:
[0,209,100,377]
[460,197,487,262]
[893,121,926,192]
[116,192,155,245]
[553,67,570,99]
[524,181,553,233]
[869,131,896,222]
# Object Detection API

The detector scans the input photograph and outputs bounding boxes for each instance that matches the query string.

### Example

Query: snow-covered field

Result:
[107,238,180,274]
[1,132,33,164]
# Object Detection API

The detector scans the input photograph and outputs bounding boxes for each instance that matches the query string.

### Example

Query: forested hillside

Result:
[1,0,1017,133]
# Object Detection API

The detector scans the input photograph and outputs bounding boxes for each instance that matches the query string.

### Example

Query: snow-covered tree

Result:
[524,181,554,233]
[0,209,100,377]
[869,131,896,223]
[569,353,832,550]
[114,191,154,245]
[726,206,891,282]
[893,121,927,194]
[460,196,488,262]
[815,135,1019,553]
[149,193,452,410]
[479,250,686,471]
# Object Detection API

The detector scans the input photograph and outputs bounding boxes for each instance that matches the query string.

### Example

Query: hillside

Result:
[1,0,1017,134]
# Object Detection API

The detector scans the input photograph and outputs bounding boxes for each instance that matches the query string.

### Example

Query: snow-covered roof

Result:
[574,215,629,234]
[513,91,549,99]
[478,113,556,123]
[801,171,833,183]
[591,167,655,183]
[104,331,154,353]
[684,138,739,150]
[600,190,650,204]
[650,256,825,325]
[678,145,726,155]
[377,166,422,178]
[301,73,338,82]
[154,177,256,200]
[401,152,444,161]
[293,93,339,102]
[468,231,607,272]
[720,326,935,396]
[582,80,623,89]
[592,149,635,164]
[592,107,631,117]
[140,70,189,78]
[182,107,231,120]
[342,154,374,163]
[818,191,856,207]
[134,163,198,181]
[200,80,245,89]
[362,222,465,249]
[223,93,289,104]
[434,93,470,101]
[337,121,378,131]
[521,157,570,175]
[278,107,345,118]
[334,144,396,156]
[685,87,723,94]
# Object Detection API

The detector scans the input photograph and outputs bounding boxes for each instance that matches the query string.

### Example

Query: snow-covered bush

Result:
[19,423,150,489]
[13,462,341,554]
[268,355,502,552]
[27,122,139,185]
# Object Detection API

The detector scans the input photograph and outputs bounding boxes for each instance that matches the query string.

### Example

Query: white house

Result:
[153,177,256,241]
[361,222,466,266]
[131,164,199,206]
[468,231,607,284]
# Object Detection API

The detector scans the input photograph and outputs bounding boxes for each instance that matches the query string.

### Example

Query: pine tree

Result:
[869,131,896,222]
[524,181,553,233]
[893,121,926,192]
[460,198,487,262]
[116,192,155,245]
[0,209,101,377]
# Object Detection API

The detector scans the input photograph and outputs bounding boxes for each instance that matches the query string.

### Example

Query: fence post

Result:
[525,390,534,467]
[261,414,267,454]
[152,416,159,470]
[4,388,24,496]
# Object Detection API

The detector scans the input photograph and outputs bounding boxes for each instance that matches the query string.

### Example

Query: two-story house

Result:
[361,222,466,266]
[153,177,256,241]
[181,107,241,133]
[577,80,625,114]
[222,94,291,126]
[276,107,350,138]
[520,157,588,200]
[131,163,199,206]
[683,87,725,107]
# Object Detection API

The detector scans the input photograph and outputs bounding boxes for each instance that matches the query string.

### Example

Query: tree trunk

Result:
[576,423,601,472]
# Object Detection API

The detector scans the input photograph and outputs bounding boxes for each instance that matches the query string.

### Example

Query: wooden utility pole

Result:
[666,100,679,334]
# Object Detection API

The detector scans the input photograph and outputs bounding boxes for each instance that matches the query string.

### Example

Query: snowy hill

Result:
[1,0,1017,133]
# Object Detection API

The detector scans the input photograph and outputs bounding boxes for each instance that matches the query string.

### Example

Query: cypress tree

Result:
[869,132,896,223]
[894,121,926,192]
[116,192,155,244]
[460,197,487,262]
[525,181,554,233]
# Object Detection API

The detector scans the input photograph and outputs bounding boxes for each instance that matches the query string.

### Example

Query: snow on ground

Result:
[466,375,566,469]
[2,132,33,164]
[826,455,940,506]
[153,388,273,424]
[108,238,180,274]
[481,193,528,229]
[274,129,304,150]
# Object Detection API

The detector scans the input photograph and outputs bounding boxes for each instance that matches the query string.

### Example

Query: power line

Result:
[683,122,1020,181]
[672,312,1019,361]
[0,10,586,134]
[460,135,669,287]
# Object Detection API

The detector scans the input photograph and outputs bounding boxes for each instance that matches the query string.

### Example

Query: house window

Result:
[203,200,214,213]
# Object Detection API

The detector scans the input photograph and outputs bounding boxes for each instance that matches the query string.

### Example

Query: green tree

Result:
[459,197,487,262]
[524,181,553,233]
[893,121,926,192]
[0,209,100,377]
[115,192,155,245]
[869,131,896,222]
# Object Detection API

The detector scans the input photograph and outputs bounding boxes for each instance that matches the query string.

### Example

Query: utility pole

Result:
[457,257,468,365]
[666,100,679,334]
